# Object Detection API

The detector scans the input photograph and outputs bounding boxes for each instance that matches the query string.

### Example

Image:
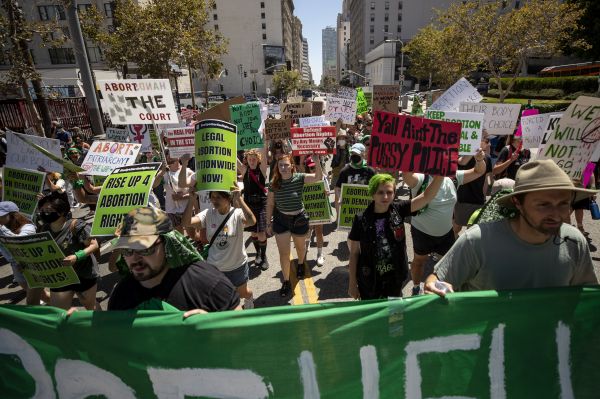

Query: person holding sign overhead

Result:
[266,154,323,297]
[164,151,195,234]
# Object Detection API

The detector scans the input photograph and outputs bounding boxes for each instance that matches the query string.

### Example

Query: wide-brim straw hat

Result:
[497,160,598,209]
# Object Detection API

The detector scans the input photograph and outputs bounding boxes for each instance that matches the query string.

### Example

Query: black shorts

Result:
[50,277,98,293]
[273,209,310,236]
[411,226,455,256]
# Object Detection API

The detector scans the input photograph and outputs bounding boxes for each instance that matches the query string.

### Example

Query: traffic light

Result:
[244,71,247,78]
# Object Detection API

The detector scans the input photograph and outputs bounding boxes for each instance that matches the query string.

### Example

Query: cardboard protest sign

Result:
[98,79,177,125]
[127,124,152,153]
[195,119,238,192]
[197,96,245,122]
[369,111,460,176]
[325,96,357,124]
[373,85,400,113]
[537,96,600,179]
[515,108,539,138]
[2,168,45,218]
[0,232,78,289]
[91,163,160,236]
[521,112,552,149]
[81,141,142,176]
[6,131,63,172]
[106,127,129,142]
[299,116,328,127]
[229,102,263,150]
[338,184,370,229]
[312,101,324,116]
[165,127,195,158]
[425,110,484,155]
[9,133,84,173]
[303,181,332,225]
[281,102,313,121]
[459,102,521,136]
[429,77,483,112]
[290,126,337,156]
[264,118,291,141]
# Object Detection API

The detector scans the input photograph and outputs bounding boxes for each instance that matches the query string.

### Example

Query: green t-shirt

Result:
[270,173,306,213]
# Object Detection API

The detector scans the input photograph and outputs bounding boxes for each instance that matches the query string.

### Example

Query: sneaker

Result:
[411,285,421,296]
[316,255,324,267]
[260,258,269,271]
[296,261,305,279]
[243,296,254,309]
[255,255,263,267]
[279,280,291,297]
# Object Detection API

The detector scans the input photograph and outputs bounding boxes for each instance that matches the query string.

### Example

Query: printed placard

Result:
[91,163,161,236]
[299,116,328,127]
[290,126,337,156]
[281,102,313,121]
[195,119,238,192]
[373,85,400,113]
[127,124,152,153]
[459,102,521,136]
[338,184,370,229]
[229,102,263,150]
[0,232,78,289]
[303,181,332,225]
[356,88,368,115]
[106,127,129,142]
[312,101,324,116]
[264,118,291,141]
[369,111,460,176]
[9,133,83,173]
[81,141,142,176]
[425,110,484,155]
[6,131,63,172]
[165,127,195,158]
[325,96,357,124]
[2,167,45,218]
[537,96,600,179]
[429,77,483,112]
[521,112,552,149]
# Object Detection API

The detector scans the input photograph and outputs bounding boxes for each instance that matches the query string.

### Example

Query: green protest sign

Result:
[91,163,161,236]
[356,87,368,115]
[195,119,238,192]
[303,181,331,225]
[0,287,599,397]
[0,232,78,289]
[2,167,45,218]
[229,102,263,150]
[338,183,370,229]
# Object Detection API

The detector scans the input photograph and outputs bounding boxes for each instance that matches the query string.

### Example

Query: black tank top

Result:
[243,167,267,200]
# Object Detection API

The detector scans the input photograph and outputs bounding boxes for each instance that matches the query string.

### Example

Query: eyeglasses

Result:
[122,239,161,257]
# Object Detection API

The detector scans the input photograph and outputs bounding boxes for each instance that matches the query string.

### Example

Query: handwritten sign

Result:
[521,112,551,149]
[264,118,291,141]
[369,111,460,176]
[429,78,483,112]
[281,102,313,121]
[425,110,484,155]
[325,96,357,124]
[165,127,195,158]
[267,103,281,116]
[459,102,521,136]
[290,126,337,156]
[538,113,563,151]
[98,79,177,125]
[337,87,357,101]
[81,141,141,176]
[6,131,63,172]
[106,127,129,142]
[356,87,368,115]
[229,102,263,150]
[515,109,539,137]
[373,85,400,113]
[299,116,328,127]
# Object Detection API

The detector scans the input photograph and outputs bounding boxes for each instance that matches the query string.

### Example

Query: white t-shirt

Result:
[163,167,195,214]
[199,207,247,272]
[410,171,465,237]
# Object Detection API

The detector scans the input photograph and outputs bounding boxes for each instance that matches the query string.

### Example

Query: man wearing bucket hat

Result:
[425,160,598,296]
[107,207,241,314]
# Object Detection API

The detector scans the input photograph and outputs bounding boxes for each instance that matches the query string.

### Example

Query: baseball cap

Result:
[350,143,365,155]
[0,201,19,217]
[112,207,173,251]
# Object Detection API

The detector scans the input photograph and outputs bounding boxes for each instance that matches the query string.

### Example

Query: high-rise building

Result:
[336,1,351,81]
[321,26,337,82]
[301,37,312,83]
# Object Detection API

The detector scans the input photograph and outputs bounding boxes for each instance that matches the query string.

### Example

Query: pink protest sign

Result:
[290,126,337,156]
[369,111,461,176]
[582,162,595,187]
[515,109,539,137]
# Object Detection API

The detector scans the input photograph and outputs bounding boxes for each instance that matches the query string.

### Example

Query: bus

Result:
[539,61,600,77]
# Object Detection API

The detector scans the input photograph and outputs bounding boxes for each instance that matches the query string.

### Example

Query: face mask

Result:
[350,154,362,165]
[39,211,61,224]
[338,140,346,147]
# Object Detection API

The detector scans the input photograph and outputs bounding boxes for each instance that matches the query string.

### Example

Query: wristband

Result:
[72,179,85,189]
[74,250,88,262]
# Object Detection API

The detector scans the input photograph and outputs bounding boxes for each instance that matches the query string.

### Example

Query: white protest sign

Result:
[127,124,152,153]
[81,141,142,176]
[425,110,484,155]
[459,102,521,136]
[429,78,482,112]
[299,116,328,127]
[538,113,563,150]
[325,96,357,124]
[337,87,357,101]
[98,79,177,125]
[537,96,600,179]
[106,127,129,142]
[5,131,63,172]
[267,104,281,115]
[521,113,552,149]
[165,127,195,158]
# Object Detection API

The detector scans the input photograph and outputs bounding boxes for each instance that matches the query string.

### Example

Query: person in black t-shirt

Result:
[493,134,530,180]
[334,143,376,216]
[108,207,241,316]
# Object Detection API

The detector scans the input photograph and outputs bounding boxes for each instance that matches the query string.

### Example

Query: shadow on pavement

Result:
[315,265,349,301]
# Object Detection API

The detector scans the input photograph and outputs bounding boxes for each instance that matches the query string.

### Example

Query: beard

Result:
[128,259,166,281]
[520,209,562,237]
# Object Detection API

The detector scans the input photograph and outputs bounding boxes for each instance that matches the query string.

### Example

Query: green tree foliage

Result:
[272,69,301,98]
[564,0,600,60]
[319,75,338,93]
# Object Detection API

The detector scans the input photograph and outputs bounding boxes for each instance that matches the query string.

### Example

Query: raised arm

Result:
[232,186,256,228]
[402,171,419,188]
[461,149,486,185]
[182,191,202,227]
[237,158,247,176]
[410,175,444,213]
[304,155,323,183]
[178,154,196,189]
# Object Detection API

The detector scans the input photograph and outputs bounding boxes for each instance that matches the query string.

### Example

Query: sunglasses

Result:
[122,239,161,257]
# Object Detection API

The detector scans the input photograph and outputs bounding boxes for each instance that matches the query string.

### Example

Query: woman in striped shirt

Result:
[266,154,322,297]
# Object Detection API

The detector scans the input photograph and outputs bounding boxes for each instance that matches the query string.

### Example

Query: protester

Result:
[37,193,100,310]
[304,155,327,266]
[334,143,376,215]
[330,129,349,187]
[161,152,195,234]
[237,148,270,270]
[266,154,323,297]
[425,160,599,296]
[493,133,531,180]
[571,176,596,237]
[108,207,241,314]
[348,174,444,300]
[0,202,50,305]
[66,147,84,167]
[268,140,288,178]
[40,172,66,197]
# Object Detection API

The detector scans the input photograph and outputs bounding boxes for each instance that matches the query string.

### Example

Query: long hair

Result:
[5,212,32,234]
[270,154,296,191]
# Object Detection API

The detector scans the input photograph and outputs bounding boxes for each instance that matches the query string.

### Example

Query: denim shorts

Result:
[223,262,249,287]
[272,209,310,236]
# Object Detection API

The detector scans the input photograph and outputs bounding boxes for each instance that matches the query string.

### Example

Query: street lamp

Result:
[264,63,287,73]
[385,39,404,92]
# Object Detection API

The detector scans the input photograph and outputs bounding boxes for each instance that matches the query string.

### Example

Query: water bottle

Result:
[590,200,600,220]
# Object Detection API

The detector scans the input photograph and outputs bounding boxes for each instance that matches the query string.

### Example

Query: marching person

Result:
[334,143,376,216]
[304,155,328,267]
[493,132,531,180]
[163,151,195,234]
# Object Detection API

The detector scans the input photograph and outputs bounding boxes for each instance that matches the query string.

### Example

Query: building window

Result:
[398,1,403,9]
[261,2,265,8]
[384,35,388,41]
[48,48,75,64]
[262,33,267,40]
[397,25,401,33]
[370,25,374,33]
[38,5,66,21]
[214,24,219,30]
[212,2,216,9]
[370,36,374,45]
[385,13,389,22]
[77,4,92,12]
[384,25,388,32]
[87,47,104,63]
[262,22,266,29]
[398,13,402,21]
[213,14,217,20]
[261,12,265,18]
[385,1,390,10]
[370,2,375,10]
[370,13,374,22]
[104,3,115,18]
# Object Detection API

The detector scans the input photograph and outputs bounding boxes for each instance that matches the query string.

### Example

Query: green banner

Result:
[229,102,263,150]
[356,87,368,115]
[303,181,331,225]
[194,119,238,192]
[2,167,45,218]
[91,163,161,236]
[0,232,78,289]
[338,183,370,229]
[0,287,599,397]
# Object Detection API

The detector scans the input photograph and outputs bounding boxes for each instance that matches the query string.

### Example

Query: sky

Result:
[293,0,343,84]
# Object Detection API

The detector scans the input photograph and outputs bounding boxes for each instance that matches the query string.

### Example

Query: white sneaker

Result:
[316,255,325,267]
[255,255,262,267]
[260,258,269,271]
[243,296,254,309]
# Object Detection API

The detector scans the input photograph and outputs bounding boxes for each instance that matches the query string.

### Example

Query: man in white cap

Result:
[334,142,376,215]
[426,160,598,296]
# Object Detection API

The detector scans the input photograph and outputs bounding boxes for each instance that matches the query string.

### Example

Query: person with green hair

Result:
[347,173,444,300]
